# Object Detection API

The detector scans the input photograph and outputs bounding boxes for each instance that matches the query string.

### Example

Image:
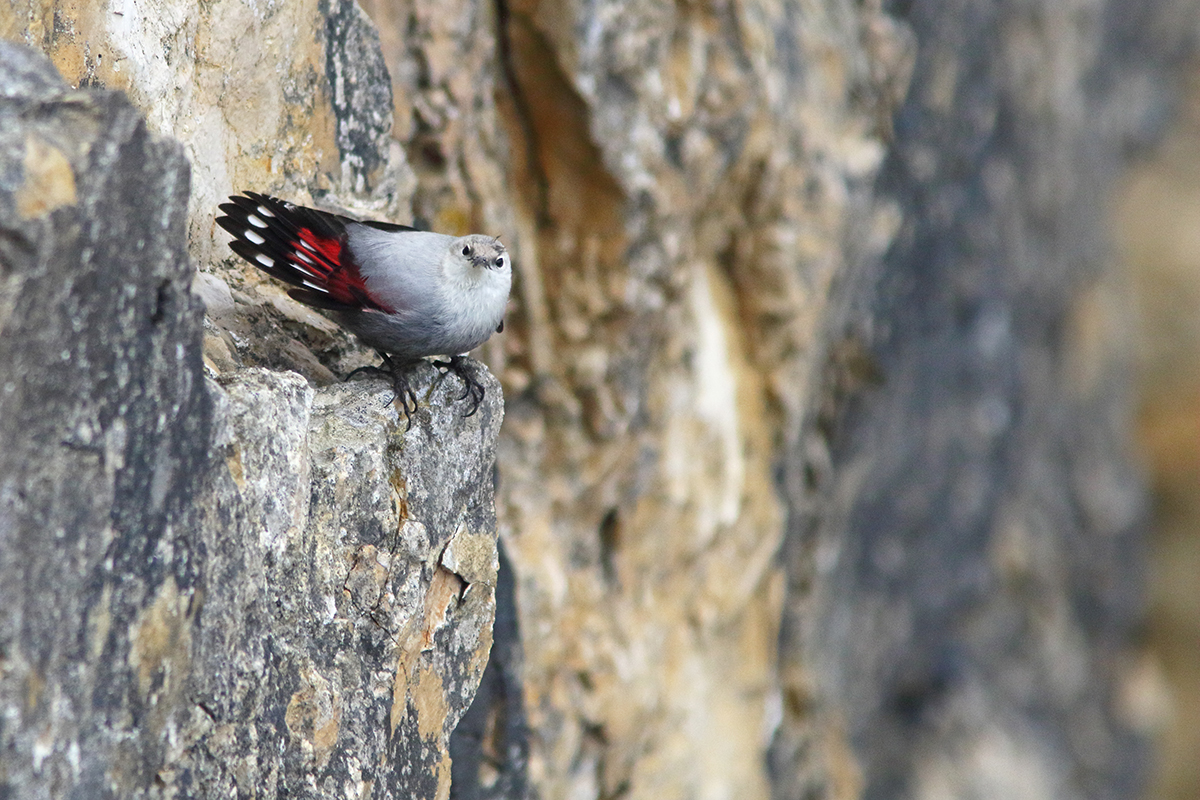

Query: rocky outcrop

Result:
[0,43,502,798]
[1,0,1191,797]
[183,366,502,799]
[0,40,212,794]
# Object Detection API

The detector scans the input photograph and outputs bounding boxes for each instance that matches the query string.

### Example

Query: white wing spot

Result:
[247,215,268,229]
[256,205,275,218]
[297,238,318,254]
[244,230,266,245]
[295,250,315,265]
[300,280,326,291]
[255,254,274,267]
[288,260,320,279]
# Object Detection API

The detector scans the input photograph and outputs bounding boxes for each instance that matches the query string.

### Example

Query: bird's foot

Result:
[434,355,485,418]
[345,364,389,382]
[346,353,419,429]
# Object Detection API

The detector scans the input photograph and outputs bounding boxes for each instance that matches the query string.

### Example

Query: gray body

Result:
[341,225,511,362]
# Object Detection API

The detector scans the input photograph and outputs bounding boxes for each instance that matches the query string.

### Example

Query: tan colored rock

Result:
[4,0,902,795]
[459,2,905,796]
[2,0,1172,794]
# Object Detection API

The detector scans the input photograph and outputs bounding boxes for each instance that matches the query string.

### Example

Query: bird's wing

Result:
[216,192,394,313]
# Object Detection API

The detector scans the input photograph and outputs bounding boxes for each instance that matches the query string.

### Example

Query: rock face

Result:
[185,366,502,799]
[0,39,212,795]
[0,44,503,799]
[770,4,1188,799]
[0,0,1190,797]
[1117,88,1200,800]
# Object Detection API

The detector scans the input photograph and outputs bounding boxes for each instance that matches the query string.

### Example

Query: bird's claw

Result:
[436,356,485,418]
[350,353,483,427]
[345,364,387,383]
[346,354,419,430]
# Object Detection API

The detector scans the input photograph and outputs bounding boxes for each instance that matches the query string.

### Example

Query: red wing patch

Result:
[290,228,388,311]
[296,227,342,269]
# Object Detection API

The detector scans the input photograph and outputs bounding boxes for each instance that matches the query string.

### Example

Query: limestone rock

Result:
[0,0,1191,796]
[0,38,211,798]
[183,365,502,799]
[0,42,503,799]
[771,4,1188,799]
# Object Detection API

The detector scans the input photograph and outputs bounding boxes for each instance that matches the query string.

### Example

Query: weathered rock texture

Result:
[771,4,1193,799]
[0,43,503,799]
[186,366,502,799]
[0,39,212,796]
[0,0,1193,796]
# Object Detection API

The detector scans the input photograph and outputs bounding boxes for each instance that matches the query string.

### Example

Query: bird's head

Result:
[451,235,509,274]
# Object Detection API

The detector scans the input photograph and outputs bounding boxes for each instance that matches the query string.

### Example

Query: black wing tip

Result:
[223,191,286,216]
[228,239,266,264]
[214,214,240,235]
[288,288,356,311]
[356,218,421,234]
[222,191,422,234]
[217,195,250,218]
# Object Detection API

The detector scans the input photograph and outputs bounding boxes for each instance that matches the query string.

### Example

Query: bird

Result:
[215,191,511,424]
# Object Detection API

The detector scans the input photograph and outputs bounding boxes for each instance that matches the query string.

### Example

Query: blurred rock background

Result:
[1,0,1197,798]
[1115,75,1200,800]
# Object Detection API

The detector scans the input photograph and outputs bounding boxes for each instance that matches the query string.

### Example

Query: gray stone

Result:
[0,41,503,799]
[0,39,212,799]
[181,365,502,799]
[769,3,1188,799]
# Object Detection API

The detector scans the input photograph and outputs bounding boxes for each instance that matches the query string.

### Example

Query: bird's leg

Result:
[345,352,419,429]
[380,352,420,428]
[434,355,486,417]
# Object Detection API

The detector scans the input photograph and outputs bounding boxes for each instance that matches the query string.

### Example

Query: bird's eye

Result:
[462,245,471,257]
[495,257,504,267]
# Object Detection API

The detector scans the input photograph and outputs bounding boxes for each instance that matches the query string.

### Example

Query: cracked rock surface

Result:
[187,365,501,799]
[0,42,502,799]
[2,0,1194,795]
